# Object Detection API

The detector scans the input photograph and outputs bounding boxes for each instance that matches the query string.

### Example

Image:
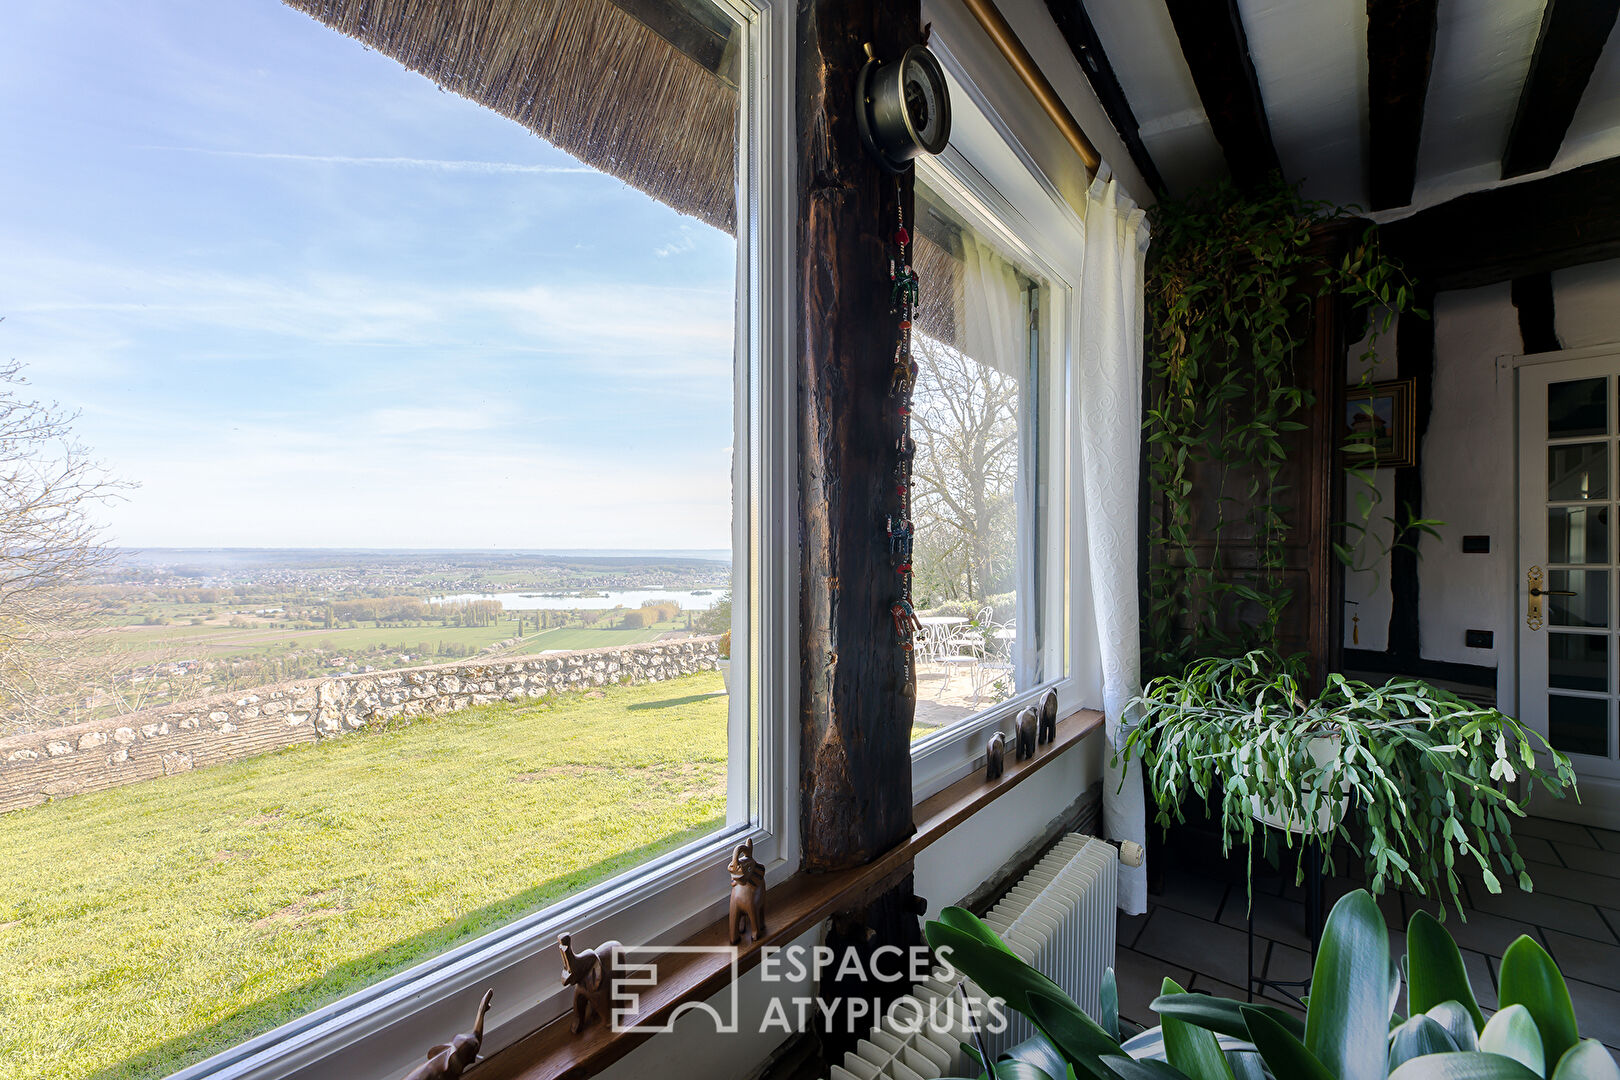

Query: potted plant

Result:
[1119,651,1578,914]
[925,888,1619,1079]
[717,629,731,694]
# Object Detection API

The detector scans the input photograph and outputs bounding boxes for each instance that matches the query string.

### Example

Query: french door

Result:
[1518,351,1620,823]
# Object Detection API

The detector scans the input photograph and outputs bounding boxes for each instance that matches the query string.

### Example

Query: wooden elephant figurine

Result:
[728,838,767,945]
[403,988,493,1080]
[1015,706,1038,760]
[559,933,622,1034]
[1038,688,1058,745]
[986,731,1006,780]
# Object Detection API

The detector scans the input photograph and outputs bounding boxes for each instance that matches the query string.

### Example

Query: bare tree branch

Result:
[0,359,133,734]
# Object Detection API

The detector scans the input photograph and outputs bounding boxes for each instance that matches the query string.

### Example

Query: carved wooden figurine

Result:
[1038,688,1058,746]
[986,731,1006,780]
[1015,706,1038,760]
[728,838,767,945]
[559,932,622,1034]
[404,988,493,1080]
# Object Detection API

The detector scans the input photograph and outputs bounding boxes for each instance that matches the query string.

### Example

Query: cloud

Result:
[137,146,598,174]
[1,253,733,376]
[654,226,699,258]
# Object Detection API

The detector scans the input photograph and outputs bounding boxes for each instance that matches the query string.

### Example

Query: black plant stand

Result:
[1247,841,1324,1006]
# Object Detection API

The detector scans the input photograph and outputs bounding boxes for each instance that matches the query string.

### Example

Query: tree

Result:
[695,590,731,635]
[909,336,1019,603]
[0,361,131,733]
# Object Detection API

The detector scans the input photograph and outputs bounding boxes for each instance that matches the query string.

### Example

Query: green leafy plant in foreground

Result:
[925,888,1618,1080]
[1119,651,1577,916]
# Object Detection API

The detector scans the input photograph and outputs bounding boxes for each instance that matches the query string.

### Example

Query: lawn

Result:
[0,673,729,1080]
[509,624,670,653]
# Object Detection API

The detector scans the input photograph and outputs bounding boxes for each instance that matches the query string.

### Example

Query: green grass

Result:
[509,624,668,653]
[0,673,729,1080]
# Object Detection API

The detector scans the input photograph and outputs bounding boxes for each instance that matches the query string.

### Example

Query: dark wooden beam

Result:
[1379,155,1620,290]
[1041,0,1167,197]
[1511,271,1562,353]
[1163,0,1281,188]
[796,0,916,872]
[1502,0,1620,179]
[1366,0,1438,210]
[1387,288,1435,662]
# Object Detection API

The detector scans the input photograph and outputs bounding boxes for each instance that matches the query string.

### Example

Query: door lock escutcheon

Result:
[1526,565,1576,631]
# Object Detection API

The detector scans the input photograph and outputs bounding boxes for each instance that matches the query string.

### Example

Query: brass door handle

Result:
[1527,565,1575,630]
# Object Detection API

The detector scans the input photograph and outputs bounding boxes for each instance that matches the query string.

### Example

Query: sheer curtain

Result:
[1076,174,1151,914]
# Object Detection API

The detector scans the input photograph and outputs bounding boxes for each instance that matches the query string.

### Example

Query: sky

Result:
[0,0,738,550]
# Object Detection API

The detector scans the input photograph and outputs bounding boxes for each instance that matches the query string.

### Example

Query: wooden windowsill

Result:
[470,708,1105,1080]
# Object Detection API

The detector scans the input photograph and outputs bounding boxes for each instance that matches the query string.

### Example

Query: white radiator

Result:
[824,834,1119,1080]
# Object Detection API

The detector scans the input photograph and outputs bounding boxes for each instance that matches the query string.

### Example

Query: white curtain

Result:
[961,233,1027,380]
[1076,174,1151,915]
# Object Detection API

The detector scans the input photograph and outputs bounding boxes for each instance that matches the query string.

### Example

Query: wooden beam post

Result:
[1511,272,1562,354]
[1366,0,1438,211]
[796,0,918,873]
[1503,0,1620,179]
[1387,289,1434,662]
[1163,0,1281,189]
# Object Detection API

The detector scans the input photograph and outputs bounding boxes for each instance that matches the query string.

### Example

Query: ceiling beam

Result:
[1380,156,1620,290]
[1041,0,1168,197]
[1502,0,1620,179]
[1162,0,1281,188]
[1366,0,1438,210]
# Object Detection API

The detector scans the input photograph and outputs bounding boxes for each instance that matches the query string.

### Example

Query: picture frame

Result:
[1343,378,1416,468]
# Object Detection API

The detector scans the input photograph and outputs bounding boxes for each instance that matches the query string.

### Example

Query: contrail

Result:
[139,146,596,174]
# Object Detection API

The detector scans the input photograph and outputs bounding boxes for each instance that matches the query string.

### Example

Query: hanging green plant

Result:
[1144,177,1428,671]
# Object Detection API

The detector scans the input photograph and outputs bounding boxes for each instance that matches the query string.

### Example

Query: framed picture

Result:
[1344,378,1416,468]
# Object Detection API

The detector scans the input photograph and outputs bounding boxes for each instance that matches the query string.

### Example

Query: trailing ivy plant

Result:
[1119,651,1578,917]
[1144,177,1428,671]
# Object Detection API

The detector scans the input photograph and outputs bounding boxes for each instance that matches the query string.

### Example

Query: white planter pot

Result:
[717,658,731,694]
[1249,734,1349,838]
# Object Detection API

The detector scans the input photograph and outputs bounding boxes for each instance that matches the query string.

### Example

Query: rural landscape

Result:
[11,546,731,735]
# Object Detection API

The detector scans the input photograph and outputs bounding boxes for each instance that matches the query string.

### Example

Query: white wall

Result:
[1343,261,1620,702]
[1417,285,1518,667]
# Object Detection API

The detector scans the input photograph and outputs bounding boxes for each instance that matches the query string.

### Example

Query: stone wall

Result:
[0,637,722,813]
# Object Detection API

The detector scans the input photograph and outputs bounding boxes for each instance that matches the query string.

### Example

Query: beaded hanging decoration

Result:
[886,179,922,695]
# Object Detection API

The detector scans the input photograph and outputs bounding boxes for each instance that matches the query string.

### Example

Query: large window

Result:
[0,1,788,1077]
[906,165,1069,748]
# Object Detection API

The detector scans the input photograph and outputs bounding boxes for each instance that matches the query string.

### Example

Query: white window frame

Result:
[908,46,1089,803]
[168,2,798,1078]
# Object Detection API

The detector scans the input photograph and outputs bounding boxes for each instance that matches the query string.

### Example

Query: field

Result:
[0,673,729,1080]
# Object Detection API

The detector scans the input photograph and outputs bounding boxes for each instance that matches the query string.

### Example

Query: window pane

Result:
[1549,695,1611,757]
[1548,443,1608,501]
[1548,377,1608,438]
[1549,633,1608,691]
[1548,570,1609,628]
[1549,506,1608,564]
[0,1,744,1077]
[908,179,1051,737]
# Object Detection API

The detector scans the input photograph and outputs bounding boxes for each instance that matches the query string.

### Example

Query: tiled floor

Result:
[1116,816,1620,1053]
